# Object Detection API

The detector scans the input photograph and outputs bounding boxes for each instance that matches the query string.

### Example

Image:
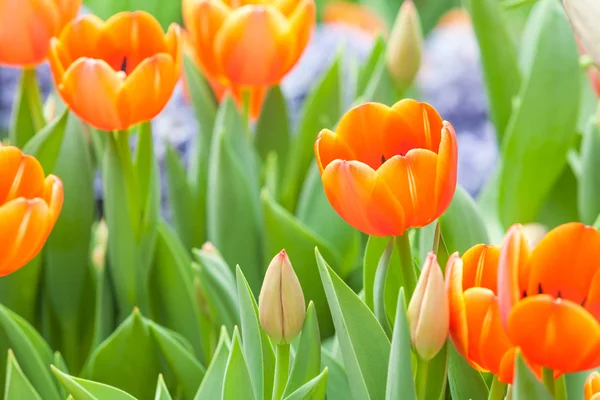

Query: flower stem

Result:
[272,343,290,400]
[553,374,568,400]
[10,68,45,147]
[395,232,416,300]
[415,357,429,400]
[542,367,554,395]
[488,376,507,400]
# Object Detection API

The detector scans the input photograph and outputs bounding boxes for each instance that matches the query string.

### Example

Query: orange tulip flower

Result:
[446,245,518,383]
[585,371,600,400]
[182,0,315,118]
[48,11,182,131]
[0,146,63,276]
[498,222,600,374]
[314,99,458,236]
[322,1,387,38]
[0,0,80,66]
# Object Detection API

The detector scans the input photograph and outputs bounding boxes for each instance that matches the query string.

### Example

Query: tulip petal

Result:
[49,38,72,84]
[230,85,268,119]
[2,153,46,204]
[478,294,513,378]
[435,121,458,215]
[390,99,444,153]
[56,14,104,61]
[498,224,531,329]
[462,287,497,371]
[0,146,26,204]
[461,244,501,293]
[43,174,64,226]
[587,270,600,321]
[185,0,231,78]
[507,295,600,373]
[285,0,315,71]
[446,253,470,361]
[526,222,600,305]
[53,0,81,26]
[321,160,405,236]
[119,53,177,126]
[214,5,294,85]
[60,58,125,131]
[98,11,168,74]
[165,23,182,74]
[314,129,357,173]
[377,149,438,228]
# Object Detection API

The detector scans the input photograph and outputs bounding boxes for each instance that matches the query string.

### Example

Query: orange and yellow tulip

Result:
[446,245,517,383]
[498,222,600,374]
[183,0,315,118]
[585,371,600,400]
[314,99,458,236]
[0,0,80,66]
[0,146,63,276]
[48,11,182,131]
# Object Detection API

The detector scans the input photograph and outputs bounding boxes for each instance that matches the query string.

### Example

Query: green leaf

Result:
[438,186,490,267]
[447,343,488,400]
[149,222,205,362]
[262,189,336,336]
[321,349,352,400]
[422,345,449,400]
[283,302,321,397]
[0,304,61,400]
[4,350,42,400]
[538,163,579,228]
[22,109,68,173]
[235,267,275,400]
[357,37,386,97]
[360,57,397,105]
[148,321,205,399]
[578,118,600,224]
[9,68,45,148]
[512,353,552,400]
[565,369,600,400]
[464,0,521,137]
[0,256,42,329]
[223,328,257,400]
[194,328,231,400]
[52,366,137,400]
[90,241,116,350]
[282,57,341,211]
[84,310,161,400]
[315,248,390,400]
[385,288,416,400]
[363,235,392,313]
[154,375,172,400]
[207,98,263,293]
[499,0,580,226]
[84,0,181,29]
[283,368,329,400]
[255,86,290,165]
[296,162,362,277]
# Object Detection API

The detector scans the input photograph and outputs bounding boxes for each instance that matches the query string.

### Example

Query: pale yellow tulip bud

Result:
[564,0,600,66]
[386,0,423,91]
[407,252,449,360]
[258,250,306,344]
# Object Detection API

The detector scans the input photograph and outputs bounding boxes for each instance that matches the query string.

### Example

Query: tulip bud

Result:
[258,250,306,344]
[521,223,547,249]
[564,0,600,67]
[386,0,423,92]
[91,220,108,270]
[407,252,449,360]
[201,241,221,257]
[585,371,600,400]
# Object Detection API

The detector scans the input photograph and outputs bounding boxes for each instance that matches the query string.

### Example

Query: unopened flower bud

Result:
[407,252,449,360]
[91,219,108,270]
[386,0,423,91]
[585,371,600,400]
[564,0,600,67]
[258,250,306,344]
[201,241,221,257]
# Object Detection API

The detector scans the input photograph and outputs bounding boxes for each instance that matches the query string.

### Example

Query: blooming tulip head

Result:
[498,222,600,374]
[182,0,315,118]
[0,146,63,276]
[407,252,449,361]
[585,371,600,400]
[258,250,306,344]
[48,11,182,131]
[0,0,81,66]
[446,245,517,383]
[314,99,458,236]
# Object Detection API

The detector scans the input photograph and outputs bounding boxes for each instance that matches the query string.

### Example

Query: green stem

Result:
[242,89,252,139]
[542,367,554,395]
[432,221,441,254]
[415,358,429,400]
[553,374,568,400]
[395,233,416,299]
[23,68,45,131]
[112,130,140,234]
[488,376,507,400]
[272,343,290,400]
[10,68,45,147]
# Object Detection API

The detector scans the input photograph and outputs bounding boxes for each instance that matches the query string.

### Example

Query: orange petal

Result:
[435,121,458,216]
[390,99,444,154]
[377,149,438,228]
[229,85,268,119]
[165,23,183,75]
[462,287,497,371]
[314,129,357,173]
[43,174,64,225]
[184,0,231,78]
[60,58,126,131]
[478,294,513,378]
[3,153,46,203]
[57,14,104,62]
[98,11,168,74]
[0,198,50,276]
[322,1,387,38]
[446,253,470,360]
[461,244,501,293]
[54,0,81,27]
[587,270,600,321]
[526,222,600,304]
[214,5,294,85]
[120,53,177,126]
[0,147,26,204]
[585,372,600,400]
[498,348,517,384]
[284,0,315,71]
[507,295,600,373]
[321,160,405,236]
[498,224,531,329]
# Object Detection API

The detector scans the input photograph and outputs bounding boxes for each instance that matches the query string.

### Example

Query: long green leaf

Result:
[9,68,44,148]
[22,109,68,172]
[283,369,329,400]
[194,328,231,400]
[255,86,290,165]
[223,328,257,400]
[52,366,137,400]
[512,353,552,400]
[315,248,390,400]
[447,343,489,400]
[4,350,42,400]
[154,375,173,400]
[578,118,600,224]
[321,349,352,400]
[363,236,392,312]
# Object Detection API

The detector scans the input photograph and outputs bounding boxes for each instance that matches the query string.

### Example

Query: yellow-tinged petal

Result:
[435,121,458,216]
